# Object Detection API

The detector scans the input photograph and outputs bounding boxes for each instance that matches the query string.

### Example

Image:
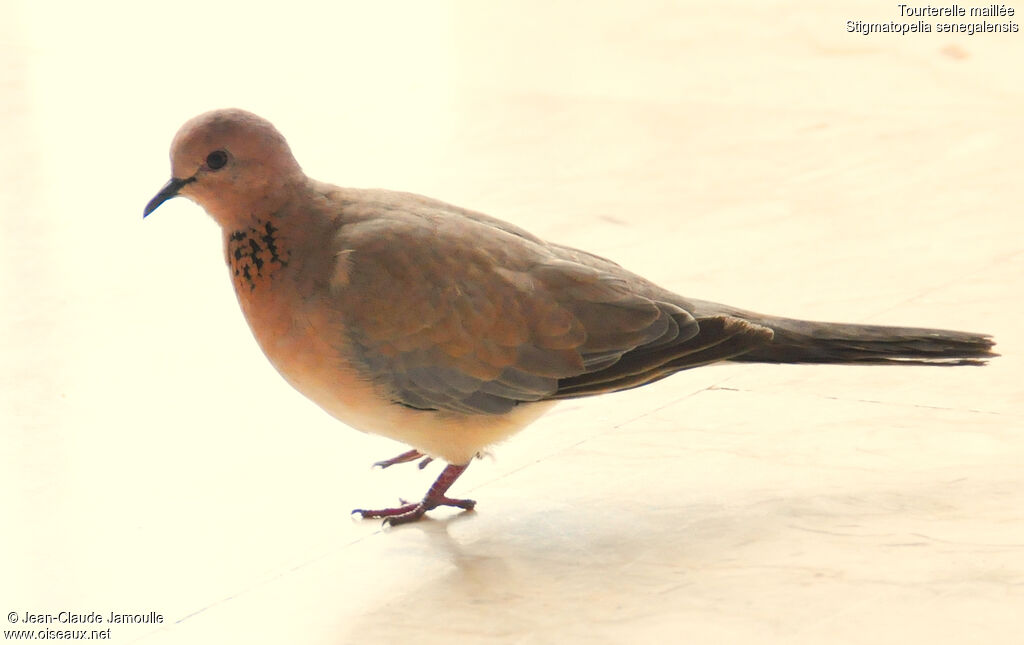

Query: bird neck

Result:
[224,215,292,294]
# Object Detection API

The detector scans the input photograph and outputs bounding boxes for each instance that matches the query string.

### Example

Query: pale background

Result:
[2,1,1022,643]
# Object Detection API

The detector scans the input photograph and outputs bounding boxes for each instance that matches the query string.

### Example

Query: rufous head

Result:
[144,109,305,227]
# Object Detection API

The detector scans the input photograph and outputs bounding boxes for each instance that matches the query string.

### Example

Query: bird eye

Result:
[206,150,228,170]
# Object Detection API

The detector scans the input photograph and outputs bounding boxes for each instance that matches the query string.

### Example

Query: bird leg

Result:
[353,463,476,525]
[372,449,433,469]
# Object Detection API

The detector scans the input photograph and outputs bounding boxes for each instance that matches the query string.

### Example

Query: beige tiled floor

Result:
[3,2,1022,644]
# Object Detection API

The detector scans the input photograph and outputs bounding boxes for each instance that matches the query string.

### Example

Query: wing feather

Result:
[325,204,769,414]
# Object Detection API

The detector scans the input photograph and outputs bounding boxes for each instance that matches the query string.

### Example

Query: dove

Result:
[144,109,995,525]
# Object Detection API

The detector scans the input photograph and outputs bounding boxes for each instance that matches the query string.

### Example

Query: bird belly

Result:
[236,288,555,464]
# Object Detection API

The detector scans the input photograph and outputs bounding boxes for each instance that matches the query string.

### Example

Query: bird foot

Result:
[353,495,476,526]
[372,449,434,470]
[353,462,474,525]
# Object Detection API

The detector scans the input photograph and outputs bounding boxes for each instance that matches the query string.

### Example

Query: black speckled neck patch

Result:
[227,219,290,291]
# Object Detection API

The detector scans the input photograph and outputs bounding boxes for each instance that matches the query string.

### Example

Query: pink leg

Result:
[353,463,476,525]
[372,449,434,470]
[372,449,423,469]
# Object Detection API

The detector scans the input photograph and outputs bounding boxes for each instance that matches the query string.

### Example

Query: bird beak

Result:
[143,176,195,218]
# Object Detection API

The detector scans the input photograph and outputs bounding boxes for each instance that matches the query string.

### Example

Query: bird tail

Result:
[726,317,996,366]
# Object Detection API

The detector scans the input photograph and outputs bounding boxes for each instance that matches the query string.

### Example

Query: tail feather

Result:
[728,317,997,366]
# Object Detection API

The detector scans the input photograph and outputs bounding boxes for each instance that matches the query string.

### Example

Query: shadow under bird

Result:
[144,109,996,525]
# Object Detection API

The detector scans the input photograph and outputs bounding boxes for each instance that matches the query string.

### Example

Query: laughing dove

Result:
[144,109,995,525]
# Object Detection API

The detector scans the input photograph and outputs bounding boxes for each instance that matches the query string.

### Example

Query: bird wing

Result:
[328,202,771,414]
